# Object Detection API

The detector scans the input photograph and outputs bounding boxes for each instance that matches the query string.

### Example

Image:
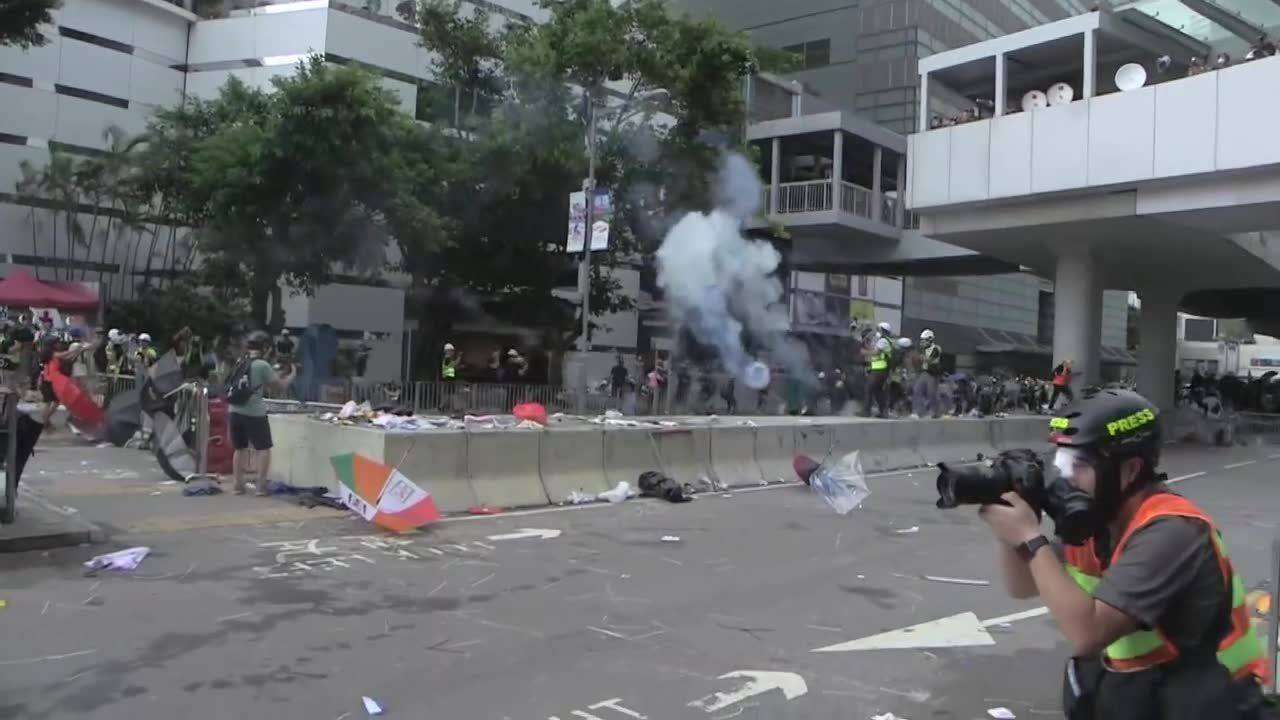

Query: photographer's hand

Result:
[978,492,1041,547]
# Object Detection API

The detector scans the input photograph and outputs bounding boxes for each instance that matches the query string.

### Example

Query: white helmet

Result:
[878,321,892,335]
[920,329,935,342]
[108,328,120,341]
[139,333,151,343]
[896,337,913,349]
[443,342,455,351]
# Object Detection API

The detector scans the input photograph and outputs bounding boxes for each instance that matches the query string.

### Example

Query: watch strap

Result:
[1016,534,1051,562]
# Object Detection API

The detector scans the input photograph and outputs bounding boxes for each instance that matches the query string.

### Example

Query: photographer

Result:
[976,389,1267,719]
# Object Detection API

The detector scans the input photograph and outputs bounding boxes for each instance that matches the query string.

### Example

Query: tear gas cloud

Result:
[655,153,808,389]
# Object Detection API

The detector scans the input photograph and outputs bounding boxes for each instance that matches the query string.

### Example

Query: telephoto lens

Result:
[935,449,1046,510]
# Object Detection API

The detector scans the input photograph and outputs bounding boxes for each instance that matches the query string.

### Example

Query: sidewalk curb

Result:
[0,486,105,553]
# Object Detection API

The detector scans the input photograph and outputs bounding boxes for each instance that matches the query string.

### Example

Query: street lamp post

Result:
[576,91,597,414]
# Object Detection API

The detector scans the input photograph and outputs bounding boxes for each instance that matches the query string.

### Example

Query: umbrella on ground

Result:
[44,362,104,431]
[330,452,440,533]
[152,411,197,481]
[103,388,143,447]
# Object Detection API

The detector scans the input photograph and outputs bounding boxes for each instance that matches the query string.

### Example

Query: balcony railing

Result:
[839,181,872,218]
[776,180,833,213]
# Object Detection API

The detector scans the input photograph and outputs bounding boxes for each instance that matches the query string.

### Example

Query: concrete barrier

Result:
[539,428,609,502]
[990,416,1049,452]
[388,430,476,513]
[270,414,1060,515]
[709,425,763,487]
[794,424,834,462]
[918,419,997,465]
[652,428,715,486]
[466,429,549,510]
[270,415,386,491]
[754,424,796,483]
[603,428,660,490]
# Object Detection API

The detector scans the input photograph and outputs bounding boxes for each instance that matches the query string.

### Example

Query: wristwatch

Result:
[1015,534,1052,562]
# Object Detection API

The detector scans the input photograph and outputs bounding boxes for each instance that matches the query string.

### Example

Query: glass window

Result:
[805,39,831,69]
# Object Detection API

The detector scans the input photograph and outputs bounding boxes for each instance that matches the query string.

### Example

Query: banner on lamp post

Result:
[567,190,611,253]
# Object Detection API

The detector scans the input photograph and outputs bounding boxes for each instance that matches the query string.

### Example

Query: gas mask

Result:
[1045,447,1103,546]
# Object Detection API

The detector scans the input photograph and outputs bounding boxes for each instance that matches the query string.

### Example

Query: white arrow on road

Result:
[811,606,1050,653]
[485,528,562,542]
[688,670,808,713]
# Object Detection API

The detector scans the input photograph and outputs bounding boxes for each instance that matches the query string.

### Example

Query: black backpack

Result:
[224,357,258,406]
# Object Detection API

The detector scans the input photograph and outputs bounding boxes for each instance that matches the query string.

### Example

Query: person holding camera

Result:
[976,389,1267,720]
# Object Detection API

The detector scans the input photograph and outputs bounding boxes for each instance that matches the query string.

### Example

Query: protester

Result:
[227,330,295,496]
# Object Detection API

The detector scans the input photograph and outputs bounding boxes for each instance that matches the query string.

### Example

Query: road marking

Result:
[979,607,1050,627]
[813,606,1053,653]
[486,528,562,541]
[1269,453,1280,460]
[1166,471,1206,486]
[812,612,996,653]
[1224,460,1258,470]
[689,671,808,713]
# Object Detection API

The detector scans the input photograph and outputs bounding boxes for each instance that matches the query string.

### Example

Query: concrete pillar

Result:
[894,154,906,227]
[1052,248,1102,390]
[871,144,882,221]
[919,73,930,132]
[1082,29,1097,99]
[1136,290,1180,412]
[994,52,1006,117]
[832,130,844,212]
[769,136,781,215]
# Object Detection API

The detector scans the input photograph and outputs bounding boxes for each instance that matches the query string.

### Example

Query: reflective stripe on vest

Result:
[870,352,888,371]
[1063,494,1268,680]
[442,364,456,379]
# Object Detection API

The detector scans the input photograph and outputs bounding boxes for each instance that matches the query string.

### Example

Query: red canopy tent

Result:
[0,271,98,311]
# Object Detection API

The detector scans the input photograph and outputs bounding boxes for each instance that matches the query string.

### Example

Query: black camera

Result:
[935,448,1047,510]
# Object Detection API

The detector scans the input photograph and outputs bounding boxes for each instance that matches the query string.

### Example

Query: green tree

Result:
[0,0,59,48]
[182,60,413,330]
[415,0,506,127]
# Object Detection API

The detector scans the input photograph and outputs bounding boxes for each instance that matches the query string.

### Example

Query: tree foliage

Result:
[399,0,774,377]
[0,0,59,48]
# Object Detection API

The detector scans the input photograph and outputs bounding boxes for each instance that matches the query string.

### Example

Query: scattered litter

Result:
[467,505,503,515]
[512,402,547,426]
[894,526,920,535]
[565,490,596,505]
[638,471,694,503]
[798,451,870,515]
[149,491,162,496]
[988,709,1016,720]
[362,696,384,716]
[84,546,150,574]
[598,481,637,504]
[856,574,866,579]
[160,480,179,486]
[182,479,222,497]
[721,493,733,498]
[661,535,681,542]
[872,714,908,720]
[923,575,990,586]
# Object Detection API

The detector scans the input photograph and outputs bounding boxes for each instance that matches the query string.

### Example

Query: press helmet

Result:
[878,321,892,335]
[1047,388,1163,546]
[920,329,935,343]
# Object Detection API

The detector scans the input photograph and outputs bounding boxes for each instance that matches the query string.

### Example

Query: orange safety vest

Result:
[1064,493,1268,681]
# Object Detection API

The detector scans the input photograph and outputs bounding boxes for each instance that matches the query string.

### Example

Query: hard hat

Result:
[139,333,151,343]
[507,348,519,357]
[896,337,913,349]
[281,328,290,336]
[108,328,120,340]
[443,342,455,351]
[920,329,935,341]
[878,321,892,333]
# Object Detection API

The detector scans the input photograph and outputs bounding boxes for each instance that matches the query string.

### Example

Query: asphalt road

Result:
[2,441,1280,720]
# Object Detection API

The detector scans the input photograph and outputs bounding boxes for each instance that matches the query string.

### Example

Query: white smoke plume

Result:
[656,153,808,388]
